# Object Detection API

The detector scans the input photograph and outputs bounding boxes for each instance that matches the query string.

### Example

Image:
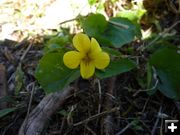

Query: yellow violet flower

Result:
[63,33,110,79]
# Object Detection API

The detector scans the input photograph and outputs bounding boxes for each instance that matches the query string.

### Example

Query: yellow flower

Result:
[63,33,110,79]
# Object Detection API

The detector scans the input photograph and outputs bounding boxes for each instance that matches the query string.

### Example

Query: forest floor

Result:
[0,0,180,135]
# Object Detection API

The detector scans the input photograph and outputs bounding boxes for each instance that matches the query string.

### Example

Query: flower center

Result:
[82,53,92,64]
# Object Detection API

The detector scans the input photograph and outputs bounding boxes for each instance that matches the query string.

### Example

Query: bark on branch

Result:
[18,86,73,135]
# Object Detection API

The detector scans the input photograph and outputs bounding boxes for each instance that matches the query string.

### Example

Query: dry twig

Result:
[18,86,74,135]
[73,107,119,127]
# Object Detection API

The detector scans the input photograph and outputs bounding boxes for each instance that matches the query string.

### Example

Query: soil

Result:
[0,0,180,135]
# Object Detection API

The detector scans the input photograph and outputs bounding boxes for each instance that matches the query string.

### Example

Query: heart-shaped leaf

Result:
[149,47,180,100]
[96,58,136,79]
[81,14,141,48]
[36,52,80,93]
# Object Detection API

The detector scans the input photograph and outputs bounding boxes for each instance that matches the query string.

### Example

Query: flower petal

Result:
[63,51,81,69]
[93,52,110,69]
[80,61,95,79]
[90,38,102,53]
[73,33,90,53]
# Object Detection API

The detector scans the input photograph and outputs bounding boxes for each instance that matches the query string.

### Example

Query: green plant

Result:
[36,13,137,93]
[35,13,180,100]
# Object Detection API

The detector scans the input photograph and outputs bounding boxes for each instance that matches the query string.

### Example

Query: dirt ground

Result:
[0,0,180,135]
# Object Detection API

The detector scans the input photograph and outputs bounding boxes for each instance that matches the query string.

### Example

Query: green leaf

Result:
[105,17,141,47]
[35,51,80,93]
[116,9,146,23]
[88,0,97,6]
[96,58,136,79]
[81,13,108,37]
[44,36,70,53]
[0,107,16,118]
[102,47,122,57]
[47,36,69,45]
[81,14,141,48]
[15,64,24,95]
[149,47,180,100]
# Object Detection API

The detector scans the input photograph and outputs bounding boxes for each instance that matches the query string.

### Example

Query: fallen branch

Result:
[18,86,74,135]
